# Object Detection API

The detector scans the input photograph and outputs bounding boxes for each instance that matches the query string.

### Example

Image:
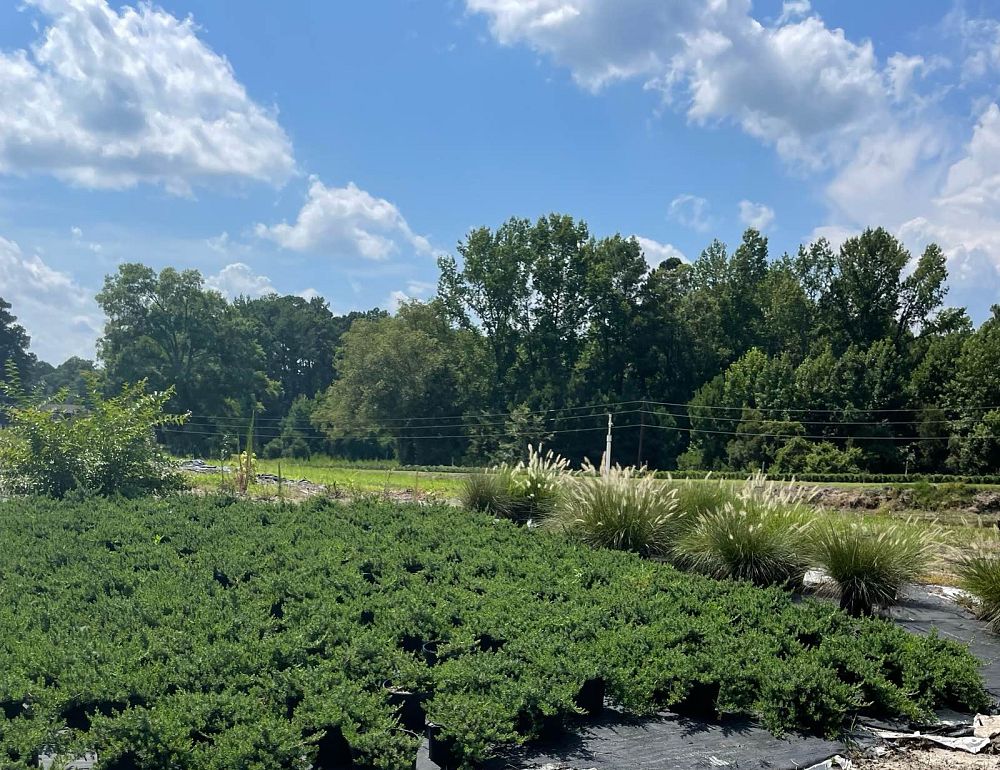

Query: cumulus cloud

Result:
[0,0,294,193]
[0,235,102,363]
[738,200,775,230]
[256,179,433,260]
[668,194,711,232]
[466,0,1000,319]
[821,103,1000,321]
[205,262,277,298]
[467,0,898,167]
[634,236,686,267]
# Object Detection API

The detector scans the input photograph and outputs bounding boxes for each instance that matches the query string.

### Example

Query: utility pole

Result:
[636,400,645,468]
[604,412,613,475]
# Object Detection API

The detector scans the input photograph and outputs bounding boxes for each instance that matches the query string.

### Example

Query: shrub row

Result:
[655,470,1000,485]
[0,495,987,770]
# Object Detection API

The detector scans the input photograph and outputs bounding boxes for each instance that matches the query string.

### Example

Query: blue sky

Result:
[1,0,999,363]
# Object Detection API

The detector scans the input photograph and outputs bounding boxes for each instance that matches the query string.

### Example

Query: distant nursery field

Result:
[0,495,989,770]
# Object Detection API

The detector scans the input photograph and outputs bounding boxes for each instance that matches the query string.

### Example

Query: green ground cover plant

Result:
[0,496,988,769]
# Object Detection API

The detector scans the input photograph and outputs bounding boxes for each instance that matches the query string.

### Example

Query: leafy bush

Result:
[0,370,186,497]
[902,480,974,511]
[773,438,863,475]
[674,474,812,588]
[808,517,935,616]
[0,495,986,768]
[550,463,680,555]
[653,470,1000,484]
[958,555,1000,631]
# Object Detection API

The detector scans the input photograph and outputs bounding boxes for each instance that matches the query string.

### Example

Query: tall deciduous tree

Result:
[0,297,34,383]
[97,264,273,451]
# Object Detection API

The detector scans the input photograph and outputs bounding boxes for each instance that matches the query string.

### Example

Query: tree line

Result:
[2,215,999,474]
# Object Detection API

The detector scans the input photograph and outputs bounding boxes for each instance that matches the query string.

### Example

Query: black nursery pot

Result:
[426,723,461,770]
[422,641,439,666]
[312,725,355,770]
[476,634,506,653]
[383,681,427,734]
[574,677,605,717]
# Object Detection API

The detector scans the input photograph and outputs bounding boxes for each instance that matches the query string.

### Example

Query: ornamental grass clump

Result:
[957,555,1000,631]
[674,473,812,588]
[808,516,936,617]
[493,444,569,523]
[460,472,513,518]
[551,462,680,555]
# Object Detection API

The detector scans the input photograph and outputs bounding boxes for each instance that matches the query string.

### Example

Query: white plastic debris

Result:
[973,713,1000,741]
[805,756,853,770]
[871,728,992,754]
[38,752,98,770]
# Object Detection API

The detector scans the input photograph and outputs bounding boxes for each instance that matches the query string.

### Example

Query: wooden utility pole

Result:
[637,400,645,468]
[603,412,613,475]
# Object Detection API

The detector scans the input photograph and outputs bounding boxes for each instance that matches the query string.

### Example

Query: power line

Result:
[643,398,1000,415]
[185,399,644,425]
[636,409,956,428]
[179,408,639,435]
[641,422,994,442]
[160,423,612,442]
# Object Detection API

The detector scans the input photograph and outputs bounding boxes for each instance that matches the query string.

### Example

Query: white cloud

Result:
[738,200,775,230]
[206,232,230,254]
[945,8,1000,81]
[298,288,322,301]
[467,0,896,167]
[70,226,82,239]
[0,0,294,193]
[466,0,1000,320]
[0,235,102,363]
[256,178,433,260]
[205,262,277,298]
[387,289,410,313]
[777,1,810,25]
[634,236,686,267]
[405,280,436,297]
[821,103,1000,320]
[668,194,711,232]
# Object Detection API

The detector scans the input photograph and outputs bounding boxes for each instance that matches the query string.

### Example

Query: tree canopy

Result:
[5,215,999,473]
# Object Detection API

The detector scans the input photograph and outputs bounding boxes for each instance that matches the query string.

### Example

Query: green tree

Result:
[824,229,947,350]
[946,306,1000,473]
[313,301,484,465]
[96,264,274,452]
[0,298,35,389]
[233,295,377,417]
[437,219,532,406]
[33,356,102,400]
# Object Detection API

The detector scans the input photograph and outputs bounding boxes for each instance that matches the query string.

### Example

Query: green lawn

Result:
[255,459,466,496]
